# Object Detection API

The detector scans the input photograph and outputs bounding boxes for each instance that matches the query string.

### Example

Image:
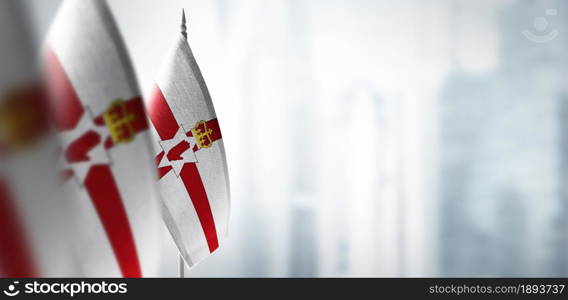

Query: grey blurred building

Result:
[438,0,568,276]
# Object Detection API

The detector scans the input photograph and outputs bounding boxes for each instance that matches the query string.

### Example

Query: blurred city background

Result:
[14,0,568,276]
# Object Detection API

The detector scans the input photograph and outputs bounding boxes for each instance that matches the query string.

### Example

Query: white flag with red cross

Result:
[0,0,77,277]
[44,0,162,277]
[147,11,230,268]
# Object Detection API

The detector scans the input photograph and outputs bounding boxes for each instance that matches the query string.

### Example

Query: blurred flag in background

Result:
[0,0,76,277]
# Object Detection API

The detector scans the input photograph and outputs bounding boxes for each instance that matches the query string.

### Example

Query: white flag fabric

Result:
[0,0,76,277]
[44,0,162,277]
[147,26,230,267]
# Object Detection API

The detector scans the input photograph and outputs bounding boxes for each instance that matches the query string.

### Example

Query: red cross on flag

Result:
[43,0,162,277]
[147,11,230,268]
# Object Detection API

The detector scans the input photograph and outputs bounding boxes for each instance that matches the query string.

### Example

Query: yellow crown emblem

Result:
[103,99,135,144]
[0,88,45,149]
[192,120,213,148]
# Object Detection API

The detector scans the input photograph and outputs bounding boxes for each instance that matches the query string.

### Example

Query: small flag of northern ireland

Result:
[44,0,162,277]
[147,11,230,268]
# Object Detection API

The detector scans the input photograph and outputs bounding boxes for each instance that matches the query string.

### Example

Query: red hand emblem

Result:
[166,140,190,161]
[65,130,101,163]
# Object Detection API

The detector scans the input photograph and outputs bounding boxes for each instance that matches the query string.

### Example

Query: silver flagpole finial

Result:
[181,9,188,39]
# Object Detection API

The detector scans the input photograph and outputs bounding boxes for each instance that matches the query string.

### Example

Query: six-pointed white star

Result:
[58,109,111,184]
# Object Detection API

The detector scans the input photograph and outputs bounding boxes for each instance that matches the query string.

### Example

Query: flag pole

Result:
[181,8,187,40]
[179,255,185,278]
[178,8,187,279]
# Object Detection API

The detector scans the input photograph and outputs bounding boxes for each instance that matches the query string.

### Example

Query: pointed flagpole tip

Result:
[181,9,188,39]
